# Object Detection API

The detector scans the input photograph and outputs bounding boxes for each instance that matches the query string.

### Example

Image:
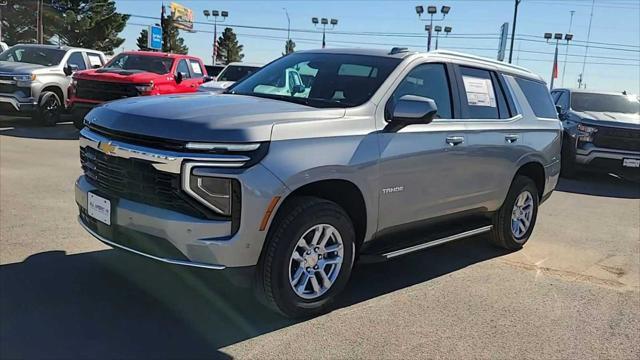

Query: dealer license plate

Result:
[87,192,111,225]
[622,158,640,168]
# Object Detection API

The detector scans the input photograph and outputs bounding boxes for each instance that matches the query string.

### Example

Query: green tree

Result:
[1,0,60,45]
[161,13,188,54]
[52,0,129,55]
[136,29,150,51]
[283,39,295,56]
[216,27,244,64]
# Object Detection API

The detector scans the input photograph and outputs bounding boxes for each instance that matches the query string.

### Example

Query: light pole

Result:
[545,32,573,90]
[561,10,575,87]
[508,0,522,63]
[312,17,337,48]
[415,5,450,52]
[432,25,451,50]
[283,8,290,42]
[203,9,228,66]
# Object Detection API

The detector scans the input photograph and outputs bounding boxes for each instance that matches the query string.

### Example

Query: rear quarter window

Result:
[515,77,557,118]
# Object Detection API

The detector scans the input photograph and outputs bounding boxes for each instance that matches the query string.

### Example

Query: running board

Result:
[381,225,493,258]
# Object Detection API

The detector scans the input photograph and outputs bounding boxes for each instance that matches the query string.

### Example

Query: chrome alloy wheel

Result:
[288,224,344,300]
[511,190,534,240]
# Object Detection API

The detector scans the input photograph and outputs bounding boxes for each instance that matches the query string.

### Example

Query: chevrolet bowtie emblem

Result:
[97,141,117,155]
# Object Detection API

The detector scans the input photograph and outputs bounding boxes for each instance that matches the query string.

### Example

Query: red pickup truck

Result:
[68,51,210,129]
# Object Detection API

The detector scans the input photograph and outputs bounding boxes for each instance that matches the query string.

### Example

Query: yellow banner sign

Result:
[170,2,193,31]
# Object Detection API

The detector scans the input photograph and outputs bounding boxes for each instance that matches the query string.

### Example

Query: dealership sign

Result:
[148,25,162,50]
[170,2,194,31]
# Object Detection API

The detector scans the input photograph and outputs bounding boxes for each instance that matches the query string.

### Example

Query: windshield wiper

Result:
[228,91,349,108]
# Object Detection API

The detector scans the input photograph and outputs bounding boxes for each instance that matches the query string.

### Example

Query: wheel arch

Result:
[39,85,65,106]
[514,161,546,200]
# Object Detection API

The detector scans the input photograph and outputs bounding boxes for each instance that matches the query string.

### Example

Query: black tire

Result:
[72,109,86,130]
[33,91,62,126]
[560,141,577,178]
[257,196,356,318]
[488,176,539,250]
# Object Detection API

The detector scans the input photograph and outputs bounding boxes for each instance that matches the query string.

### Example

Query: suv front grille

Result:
[592,126,640,152]
[80,146,218,219]
[75,79,139,101]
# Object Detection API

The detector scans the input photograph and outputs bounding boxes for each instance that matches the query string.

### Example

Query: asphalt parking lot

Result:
[1,117,639,359]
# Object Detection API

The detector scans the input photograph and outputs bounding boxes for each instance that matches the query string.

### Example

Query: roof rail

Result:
[389,47,409,55]
[429,50,533,73]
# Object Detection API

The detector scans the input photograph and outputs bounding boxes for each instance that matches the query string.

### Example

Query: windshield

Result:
[571,93,639,114]
[0,46,66,66]
[228,53,401,108]
[217,65,260,82]
[103,53,174,75]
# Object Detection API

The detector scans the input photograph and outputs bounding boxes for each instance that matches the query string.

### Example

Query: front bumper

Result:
[75,134,288,268]
[0,94,37,114]
[575,143,640,173]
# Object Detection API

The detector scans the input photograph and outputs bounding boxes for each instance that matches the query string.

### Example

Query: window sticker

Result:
[190,61,202,74]
[463,75,496,107]
[87,54,102,67]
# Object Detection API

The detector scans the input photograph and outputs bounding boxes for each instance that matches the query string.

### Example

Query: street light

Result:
[312,16,338,48]
[203,9,228,66]
[416,4,451,51]
[545,32,574,89]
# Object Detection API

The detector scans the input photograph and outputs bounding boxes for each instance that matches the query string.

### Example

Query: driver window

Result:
[176,59,191,78]
[67,52,86,70]
[389,63,452,119]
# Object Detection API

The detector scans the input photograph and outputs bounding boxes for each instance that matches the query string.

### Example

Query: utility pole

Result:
[0,1,6,43]
[203,10,228,66]
[561,10,575,87]
[508,0,521,63]
[312,17,337,48]
[578,0,595,89]
[545,32,573,90]
[283,8,290,42]
[415,5,451,52]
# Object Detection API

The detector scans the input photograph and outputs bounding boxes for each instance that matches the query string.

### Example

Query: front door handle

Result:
[505,134,519,143]
[446,136,465,146]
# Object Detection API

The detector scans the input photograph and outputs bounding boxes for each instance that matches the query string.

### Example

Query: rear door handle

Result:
[505,134,519,143]
[445,136,465,146]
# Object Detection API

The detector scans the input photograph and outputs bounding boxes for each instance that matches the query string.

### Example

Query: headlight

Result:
[13,74,35,87]
[577,123,597,133]
[135,82,154,93]
[186,175,233,216]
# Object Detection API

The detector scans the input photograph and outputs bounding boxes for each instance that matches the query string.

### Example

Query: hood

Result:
[575,110,640,128]
[75,68,166,84]
[85,93,345,142]
[0,61,47,74]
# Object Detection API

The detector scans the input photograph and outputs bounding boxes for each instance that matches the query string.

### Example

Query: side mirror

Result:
[202,75,214,83]
[175,71,183,84]
[556,105,568,120]
[290,84,305,95]
[390,94,438,126]
[64,64,79,76]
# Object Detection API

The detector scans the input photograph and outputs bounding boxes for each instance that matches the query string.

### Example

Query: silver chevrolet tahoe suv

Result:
[75,48,561,317]
[0,44,105,125]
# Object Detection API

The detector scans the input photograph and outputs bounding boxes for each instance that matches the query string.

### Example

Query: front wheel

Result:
[33,91,62,126]
[489,176,539,250]
[257,196,355,318]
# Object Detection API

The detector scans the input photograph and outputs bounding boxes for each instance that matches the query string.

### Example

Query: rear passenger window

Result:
[515,77,557,118]
[459,66,511,119]
[390,63,452,119]
[87,53,103,68]
[189,60,203,77]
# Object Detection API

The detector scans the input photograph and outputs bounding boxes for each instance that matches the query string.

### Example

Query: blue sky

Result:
[115,0,640,94]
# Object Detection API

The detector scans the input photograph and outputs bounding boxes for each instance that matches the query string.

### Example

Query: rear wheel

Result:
[33,91,62,126]
[489,176,539,250]
[257,196,355,318]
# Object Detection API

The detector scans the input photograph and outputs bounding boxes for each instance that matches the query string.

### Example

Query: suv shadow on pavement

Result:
[0,116,79,140]
[556,173,640,199]
[0,236,507,359]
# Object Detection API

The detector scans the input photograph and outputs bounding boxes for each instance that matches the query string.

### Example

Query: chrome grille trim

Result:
[79,128,250,173]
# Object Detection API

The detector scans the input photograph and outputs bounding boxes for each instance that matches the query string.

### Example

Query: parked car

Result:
[551,88,640,177]
[68,51,211,129]
[0,44,106,125]
[75,48,561,318]
[204,64,225,77]
[198,62,263,93]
